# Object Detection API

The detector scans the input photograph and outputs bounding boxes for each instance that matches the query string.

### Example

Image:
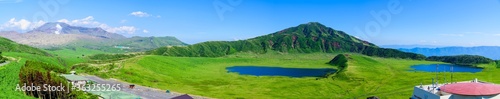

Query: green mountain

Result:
[148,22,425,60]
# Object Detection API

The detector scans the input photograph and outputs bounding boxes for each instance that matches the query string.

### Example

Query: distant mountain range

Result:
[149,22,425,60]
[381,45,444,49]
[0,22,187,52]
[398,46,500,60]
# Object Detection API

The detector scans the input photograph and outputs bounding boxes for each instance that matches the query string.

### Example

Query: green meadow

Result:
[79,52,500,99]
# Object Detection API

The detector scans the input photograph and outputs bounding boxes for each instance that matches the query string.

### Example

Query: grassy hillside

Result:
[0,52,69,98]
[0,37,49,56]
[0,37,76,98]
[72,52,500,98]
[148,22,425,60]
[0,59,35,99]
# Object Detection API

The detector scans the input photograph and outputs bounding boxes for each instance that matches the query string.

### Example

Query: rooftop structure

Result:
[411,79,500,99]
[61,74,89,88]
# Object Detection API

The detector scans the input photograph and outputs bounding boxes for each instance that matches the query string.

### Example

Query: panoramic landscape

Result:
[1,0,500,99]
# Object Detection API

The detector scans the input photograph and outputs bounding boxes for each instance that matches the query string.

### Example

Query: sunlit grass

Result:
[87,52,500,98]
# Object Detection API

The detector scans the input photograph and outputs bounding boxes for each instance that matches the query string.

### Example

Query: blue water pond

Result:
[226,66,337,77]
[410,64,482,73]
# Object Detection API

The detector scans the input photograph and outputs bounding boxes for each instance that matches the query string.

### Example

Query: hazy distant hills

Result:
[0,22,187,52]
[149,22,425,60]
[398,46,500,60]
[30,22,126,39]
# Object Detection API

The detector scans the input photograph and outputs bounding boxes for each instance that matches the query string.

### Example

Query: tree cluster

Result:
[18,61,94,98]
[0,52,6,63]
[426,55,493,66]
[89,53,137,61]
[496,60,500,68]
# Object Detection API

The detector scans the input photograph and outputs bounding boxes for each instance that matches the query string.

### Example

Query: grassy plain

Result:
[81,52,500,98]
[45,47,111,66]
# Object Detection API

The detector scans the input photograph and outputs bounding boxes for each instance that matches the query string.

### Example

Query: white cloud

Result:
[97,24,136,34]
[106,26,137,34]
[130,11,151,17]
[58,16,101,27]
[156,15,161,18]
[57,16,137,34]
[1,16,141,34]
[0,18,46,31]
[142,29,149,33]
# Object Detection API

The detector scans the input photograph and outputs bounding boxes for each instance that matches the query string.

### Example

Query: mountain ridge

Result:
[28,22,126,39]
[0,22,187,52]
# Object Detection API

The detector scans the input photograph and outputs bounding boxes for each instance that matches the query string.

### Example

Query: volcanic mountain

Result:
[149,22,425,60]
[28,22,126,39]
[0,22,187,52]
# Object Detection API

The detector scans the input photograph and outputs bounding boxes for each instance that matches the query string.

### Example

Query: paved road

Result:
[84,76,209,99]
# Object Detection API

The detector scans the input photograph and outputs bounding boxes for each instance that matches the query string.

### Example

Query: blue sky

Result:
[0,0,499,46]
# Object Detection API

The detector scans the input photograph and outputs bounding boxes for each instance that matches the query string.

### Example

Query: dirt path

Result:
[84,75,210,99]
[0,61,9,67]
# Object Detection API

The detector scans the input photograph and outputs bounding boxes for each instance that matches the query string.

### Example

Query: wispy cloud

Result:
[142,29,149,33]
[130,11,152,17]
[439,33,464,37]
[0,0,22,3]
[58,16,138,34]
[120,20,127,23]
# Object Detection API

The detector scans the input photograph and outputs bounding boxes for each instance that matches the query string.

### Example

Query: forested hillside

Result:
[148,22,425,60]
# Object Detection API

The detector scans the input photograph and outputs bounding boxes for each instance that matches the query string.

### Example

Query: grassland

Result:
[77,51,500,98]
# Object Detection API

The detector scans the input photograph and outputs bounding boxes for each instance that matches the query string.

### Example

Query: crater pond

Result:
[226,66,337,77]
[410,64,483,73]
